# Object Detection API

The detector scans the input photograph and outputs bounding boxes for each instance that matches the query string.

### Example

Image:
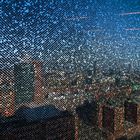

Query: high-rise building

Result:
[0,82,15,117]
[102,106,114,133]
[102,105,124,134]
[32,61,44,103]
[124,99,140,125]
[14,63,35,104]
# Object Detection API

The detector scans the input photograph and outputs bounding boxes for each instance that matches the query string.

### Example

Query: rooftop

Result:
[15,104,63,122]
[0,104,72,132]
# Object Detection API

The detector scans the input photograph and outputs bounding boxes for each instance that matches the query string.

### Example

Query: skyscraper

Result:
[0,82,15,117]
[14,62,35,104]
[32,60,44,103]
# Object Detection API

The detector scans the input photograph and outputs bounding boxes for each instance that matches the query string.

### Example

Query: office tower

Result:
[124,100,140,125]
[14,62,35,104]
[0,82,15,117]
[102,106,114,133]
[102,105,124,134]
[32,61,44,103]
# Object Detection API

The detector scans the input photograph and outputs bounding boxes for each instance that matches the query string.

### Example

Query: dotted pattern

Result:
[0,0,140,140]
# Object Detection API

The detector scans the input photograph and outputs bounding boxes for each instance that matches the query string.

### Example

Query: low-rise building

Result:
[0,105,75,140]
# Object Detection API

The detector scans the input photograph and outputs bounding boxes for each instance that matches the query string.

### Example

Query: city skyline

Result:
[1,1,140,139]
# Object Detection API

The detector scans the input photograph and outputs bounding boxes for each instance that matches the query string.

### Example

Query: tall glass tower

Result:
[14,63,35,104]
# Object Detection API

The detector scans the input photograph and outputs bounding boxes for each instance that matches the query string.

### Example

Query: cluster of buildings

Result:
[0,105,75,140]
[1,56,140,139]
[0,58,100,118]
[75,91,140,140]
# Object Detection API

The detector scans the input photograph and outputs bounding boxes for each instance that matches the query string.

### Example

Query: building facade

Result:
[0,82,15,117]
[14,63,35,104]
[102,105,124,134]
[125,100,137,124]
[32,61,44,103]
[0,106,75,140]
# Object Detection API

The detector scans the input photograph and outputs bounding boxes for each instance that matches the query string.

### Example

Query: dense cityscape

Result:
[1,56,140,139]
[1,0,140,140]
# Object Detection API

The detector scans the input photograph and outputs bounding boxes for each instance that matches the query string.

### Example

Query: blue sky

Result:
[1,0,140,70]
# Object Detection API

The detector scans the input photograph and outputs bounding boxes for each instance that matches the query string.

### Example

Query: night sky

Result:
[1,0,140,71]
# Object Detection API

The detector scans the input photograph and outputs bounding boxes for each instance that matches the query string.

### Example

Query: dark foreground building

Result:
[0,105,75,140]
[124,100,137,124]
[76,100,98,126]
